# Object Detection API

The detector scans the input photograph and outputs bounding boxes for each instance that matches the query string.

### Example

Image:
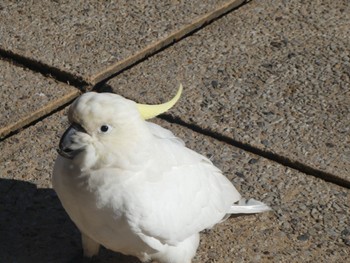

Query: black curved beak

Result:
[57,123,87,159]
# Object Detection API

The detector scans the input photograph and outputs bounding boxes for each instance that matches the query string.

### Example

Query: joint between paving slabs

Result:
[0,95,78,142]
[0,49,89,91]
[90,0,249,86]
[159,114,350,190]
[91,0,249,91]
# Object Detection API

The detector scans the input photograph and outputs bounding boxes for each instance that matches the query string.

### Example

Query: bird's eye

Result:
[100,125,111,133]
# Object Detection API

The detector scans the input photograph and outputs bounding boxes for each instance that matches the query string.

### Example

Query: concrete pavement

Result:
[1,0,349,262]
[0,0,245,84]
[108,0,350,182]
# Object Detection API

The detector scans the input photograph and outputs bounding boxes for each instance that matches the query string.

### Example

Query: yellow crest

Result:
[136,84,183,119]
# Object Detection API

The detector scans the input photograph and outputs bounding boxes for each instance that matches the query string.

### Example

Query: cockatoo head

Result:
[57,85,182,169]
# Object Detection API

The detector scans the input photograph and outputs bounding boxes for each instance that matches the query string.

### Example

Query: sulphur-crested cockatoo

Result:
[53,84,270,263]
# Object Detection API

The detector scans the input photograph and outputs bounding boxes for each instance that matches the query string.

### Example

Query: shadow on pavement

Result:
[0,178,140,263]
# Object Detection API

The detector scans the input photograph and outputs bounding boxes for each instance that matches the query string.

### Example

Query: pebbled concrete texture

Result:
[0,0,244,84]
[0,108,349,262]
[107,0,350,182]
[0,59,80,138]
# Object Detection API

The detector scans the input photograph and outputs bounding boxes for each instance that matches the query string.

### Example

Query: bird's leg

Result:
[81,232,100,258]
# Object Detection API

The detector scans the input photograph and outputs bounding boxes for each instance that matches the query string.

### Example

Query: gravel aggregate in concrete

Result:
[107,0,350,182]
[0,59,80,138]
[0,0,244,84]
[0,108,349,262]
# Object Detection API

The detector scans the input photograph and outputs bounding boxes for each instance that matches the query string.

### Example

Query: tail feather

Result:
[229,198,271,214]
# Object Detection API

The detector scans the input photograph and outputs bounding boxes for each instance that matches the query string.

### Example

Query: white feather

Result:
[229,198,271,214]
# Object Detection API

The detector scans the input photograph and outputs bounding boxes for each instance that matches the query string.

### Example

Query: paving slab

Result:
[107,0,350,182]
[0,108,349,262]
[0,0,245,85]
[0,59,80,139]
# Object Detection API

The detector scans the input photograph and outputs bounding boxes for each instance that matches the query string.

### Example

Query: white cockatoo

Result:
[53,84,270,263]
